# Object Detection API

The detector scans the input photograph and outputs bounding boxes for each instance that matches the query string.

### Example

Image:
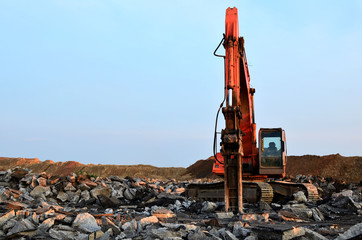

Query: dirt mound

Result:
[0,157,189,180]
[1,154,361,182]
[185,154,362,183]
[286,154,362,183]
[185,156,215,179]
[0,157,41,170]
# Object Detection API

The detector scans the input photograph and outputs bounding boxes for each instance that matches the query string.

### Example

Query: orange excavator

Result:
[186,7,318,213]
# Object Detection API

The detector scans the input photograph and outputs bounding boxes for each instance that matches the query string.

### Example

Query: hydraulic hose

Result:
[213,35,226,165]
[213,93,226,165]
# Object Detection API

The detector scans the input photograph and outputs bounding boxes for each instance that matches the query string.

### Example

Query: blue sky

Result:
[1,1,361,167]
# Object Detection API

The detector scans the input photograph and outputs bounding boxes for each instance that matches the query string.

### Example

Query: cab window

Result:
[260,131,282,167]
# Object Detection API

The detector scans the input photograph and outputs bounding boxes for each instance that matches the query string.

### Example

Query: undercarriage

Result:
[186,180,319,205]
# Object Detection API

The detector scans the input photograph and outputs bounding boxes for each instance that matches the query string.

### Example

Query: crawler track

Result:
[269,181,320,201]
[186,181,274,203]
[186,181,319,203]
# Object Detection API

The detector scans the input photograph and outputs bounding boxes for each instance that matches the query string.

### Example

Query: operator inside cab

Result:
[265,142,279,156]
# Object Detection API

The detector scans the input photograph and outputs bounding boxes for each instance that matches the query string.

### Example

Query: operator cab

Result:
[258,128,286,177]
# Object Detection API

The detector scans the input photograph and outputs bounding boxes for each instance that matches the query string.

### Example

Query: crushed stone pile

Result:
[0,167,361,239]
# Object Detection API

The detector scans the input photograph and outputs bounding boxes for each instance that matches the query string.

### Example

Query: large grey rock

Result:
[259,201,272,211]
[172,199,182,211]
[121,220,137,238]
[7,219,36,235]
[0,210,15,228]
[52,224,75,231]
[115,232,127,239]
[37,177,47,187]
[204,234,222,240]
[124,188,137,200]
[293,191,308,203]
[72,213,101,233]
[161,223,198,232]
[64,182,76,191]
[303,228,328,240]
[233,221,250,238]
[0,188,8,201]
[335,222,362,240]
[3,219,17,232]
[111,189,124,199]
[244,236,257,240]
[98,195,121,208]
[31,213,42,225]
[68,190,81,204]
[271,203,282,209]
[216,212,234,219]
[295,208,313,219]
[57,191,69,202]
[312,207,325,221]
[216,228,226,238]
[332,190,353,199]
[49,228,87,240]
[63,215,74,224]
[332,196,361,210]
[224,230,238,240]
[327,183,336,191]
[101,216,120,235]
[150,227,179,239]
[188,228,207,240]
[81,190,90,201]
[78,183,90,191]
[97,228,112,240]
[21,192,34,201]
[39,217,55,231]
[138,215,159,229]
[345,197,361,210]
[209,228,222,240]
[30,186,51,199]
[290,207,313,219]
[201,201,217,212]
[109,176,123,182]
[215,228,238,240]
[252,224,306,240]
[91,187,112,199]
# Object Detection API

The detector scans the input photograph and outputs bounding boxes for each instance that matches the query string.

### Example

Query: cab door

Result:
[258,128,286,177]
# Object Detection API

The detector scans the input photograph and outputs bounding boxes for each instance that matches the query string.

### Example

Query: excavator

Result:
[186,7,318,213]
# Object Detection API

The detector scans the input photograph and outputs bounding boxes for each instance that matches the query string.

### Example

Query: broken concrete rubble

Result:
[335,222,362,240]
[72,212,101,233]
[293,191,308,203]
[251,224,306,240]
[0,168,360,239]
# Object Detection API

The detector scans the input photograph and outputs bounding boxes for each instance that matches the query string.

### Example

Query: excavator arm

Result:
[221,7,254,213]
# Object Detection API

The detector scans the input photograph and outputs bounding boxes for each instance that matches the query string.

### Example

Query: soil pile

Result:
[0,157,189,180]
[185,156,215,179]
[185,154,362,183]
[286,154,362,183]
[1,154,361,183]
